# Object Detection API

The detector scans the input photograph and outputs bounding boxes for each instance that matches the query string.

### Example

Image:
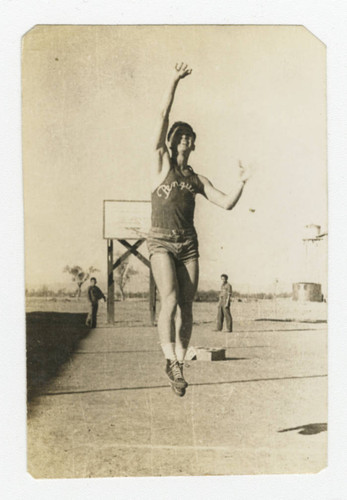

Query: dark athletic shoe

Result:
[171,385,186,397]
[165,360,188,389]
[178,362,188,386]
[170,382,186,398]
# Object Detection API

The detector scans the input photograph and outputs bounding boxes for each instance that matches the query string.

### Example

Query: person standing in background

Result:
[215,274,233,332]
[86,277,106,328]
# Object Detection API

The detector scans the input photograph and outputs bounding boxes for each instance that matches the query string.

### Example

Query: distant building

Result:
[292,282,323,302]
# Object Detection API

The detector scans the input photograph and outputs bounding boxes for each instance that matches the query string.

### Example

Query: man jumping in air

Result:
[147,63,250,396]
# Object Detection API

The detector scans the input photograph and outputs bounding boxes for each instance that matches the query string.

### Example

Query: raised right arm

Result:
[152,63,192,187]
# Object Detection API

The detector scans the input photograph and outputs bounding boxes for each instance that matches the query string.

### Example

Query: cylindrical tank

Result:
[292,282,323,302]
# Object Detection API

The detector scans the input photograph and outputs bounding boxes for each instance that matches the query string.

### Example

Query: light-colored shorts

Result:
[147,227,199,265]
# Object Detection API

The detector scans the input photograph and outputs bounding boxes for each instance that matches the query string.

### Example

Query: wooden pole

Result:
[107,239,114,324]
[149,268,157,325]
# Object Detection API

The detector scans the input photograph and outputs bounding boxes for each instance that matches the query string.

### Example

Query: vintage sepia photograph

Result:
[22,25,327,478]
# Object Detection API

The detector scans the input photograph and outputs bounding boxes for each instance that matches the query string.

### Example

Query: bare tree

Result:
[63,265,100,299]
[114,256,138,301]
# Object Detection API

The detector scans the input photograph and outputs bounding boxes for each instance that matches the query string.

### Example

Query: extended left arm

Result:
[199,162,250,210]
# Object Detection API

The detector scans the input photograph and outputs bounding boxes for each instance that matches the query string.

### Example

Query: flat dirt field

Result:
[26,297,327,478]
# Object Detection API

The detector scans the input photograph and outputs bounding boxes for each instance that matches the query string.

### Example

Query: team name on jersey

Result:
[156,180,195,199]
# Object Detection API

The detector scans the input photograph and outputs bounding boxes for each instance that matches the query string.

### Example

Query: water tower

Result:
[292,224,327,302]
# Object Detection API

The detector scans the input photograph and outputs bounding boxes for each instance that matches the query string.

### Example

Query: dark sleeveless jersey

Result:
[151,165,204,230]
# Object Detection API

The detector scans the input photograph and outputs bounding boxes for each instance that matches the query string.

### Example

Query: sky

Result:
[22,25,327,293]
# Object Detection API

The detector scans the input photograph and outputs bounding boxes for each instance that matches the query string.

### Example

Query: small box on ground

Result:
[185,346,198,360]
[195,347,226,361]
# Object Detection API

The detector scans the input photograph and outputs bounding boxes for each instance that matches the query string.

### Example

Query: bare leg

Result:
[175,259,199,361]
[151,253,196,396]
[150,253,179,356]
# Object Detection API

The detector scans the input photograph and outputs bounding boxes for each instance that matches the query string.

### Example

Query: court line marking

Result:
[41,374,327,397]
[74,346,269,354]
[62,443,233,451]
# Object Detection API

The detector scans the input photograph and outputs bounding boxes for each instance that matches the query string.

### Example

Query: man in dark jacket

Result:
[86,277,106,328]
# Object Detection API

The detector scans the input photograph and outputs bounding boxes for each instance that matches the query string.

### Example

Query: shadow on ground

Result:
[26,312,91,402]
[278,423,327,435]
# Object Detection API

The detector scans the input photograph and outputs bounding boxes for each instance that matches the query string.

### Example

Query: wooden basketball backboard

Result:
[103,200,151,240]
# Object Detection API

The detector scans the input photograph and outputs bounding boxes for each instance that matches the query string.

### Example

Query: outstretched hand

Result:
[238,161,252,184]
[174,62,192,80]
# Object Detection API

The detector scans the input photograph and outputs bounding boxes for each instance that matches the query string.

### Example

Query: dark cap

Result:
[167,121,196,145]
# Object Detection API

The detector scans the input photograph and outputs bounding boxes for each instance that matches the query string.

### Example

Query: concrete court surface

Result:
[27,301,327,478]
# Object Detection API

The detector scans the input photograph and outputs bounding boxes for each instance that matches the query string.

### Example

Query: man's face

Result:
[221,276,227,284]
[171,127,195,153]
[91,280,96,286]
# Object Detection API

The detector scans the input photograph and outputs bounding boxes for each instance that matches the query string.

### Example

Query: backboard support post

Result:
[106,237,157,325]
[107,239,115,324]
[149,269,157,326]
[104,200,156,326]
